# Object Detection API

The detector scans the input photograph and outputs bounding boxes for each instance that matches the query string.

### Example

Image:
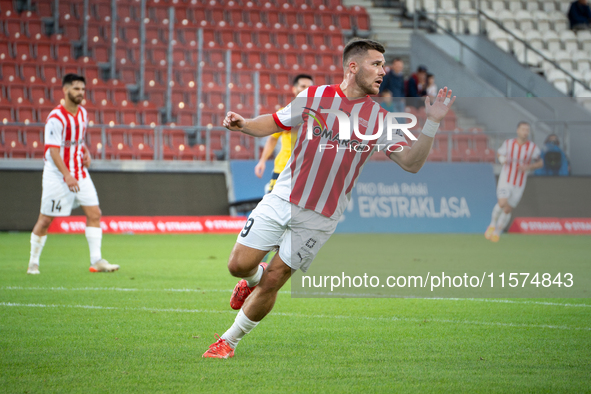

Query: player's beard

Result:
[355,68,379,96]
[68,91,83,105]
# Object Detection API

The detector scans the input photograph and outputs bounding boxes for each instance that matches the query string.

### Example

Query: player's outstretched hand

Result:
[223,111,245,131]
[425,87,456,123]
[254,161,265,178]
[65,174,80,193]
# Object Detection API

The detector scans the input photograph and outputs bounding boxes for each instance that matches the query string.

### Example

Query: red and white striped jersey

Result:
[498,138,541,188]
[271,84,408,219]
[44,104,89,181]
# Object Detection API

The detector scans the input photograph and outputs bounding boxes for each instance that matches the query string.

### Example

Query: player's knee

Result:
[86,207,101,221]
[503,206,512,214]
[38,215,53,229]
[227,258,244,277]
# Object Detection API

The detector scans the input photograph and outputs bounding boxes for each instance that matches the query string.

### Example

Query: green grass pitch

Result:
[1,232,590,393]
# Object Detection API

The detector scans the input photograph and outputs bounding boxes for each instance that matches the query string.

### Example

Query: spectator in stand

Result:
[534,134,571,176]
[406,65,428,98]
[568,0,591,30]
[379,90,396,112]
[425,73,438,100]
[379,58,405,112]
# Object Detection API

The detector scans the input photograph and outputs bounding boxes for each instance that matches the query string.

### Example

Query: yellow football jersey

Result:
[272,130,292,174]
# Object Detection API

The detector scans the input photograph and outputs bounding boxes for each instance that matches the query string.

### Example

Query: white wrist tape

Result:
[421,119,440,138]
[498,155,506,164]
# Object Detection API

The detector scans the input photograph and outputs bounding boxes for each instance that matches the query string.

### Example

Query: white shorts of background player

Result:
[496,179,525,208]
[40,172,99,216]
[236,193,338,272]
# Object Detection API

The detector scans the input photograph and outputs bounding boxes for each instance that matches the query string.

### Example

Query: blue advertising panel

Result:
[336,162,497,233]
[230,160,497,233]
[230,160,273,202]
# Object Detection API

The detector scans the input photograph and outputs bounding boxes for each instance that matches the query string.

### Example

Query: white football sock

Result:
[244,264,264,287]
[29,233,47,265]
[85,227,102,265]
[221,309,260,349]
[489,203,502,227]
[494,212,512,235]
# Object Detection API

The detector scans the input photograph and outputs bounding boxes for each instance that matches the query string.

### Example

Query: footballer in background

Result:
[254,74,314,193]
[27,74,119,275]
[485,121,543,242]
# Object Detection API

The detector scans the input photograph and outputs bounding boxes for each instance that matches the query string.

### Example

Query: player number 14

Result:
[51,199,62,212]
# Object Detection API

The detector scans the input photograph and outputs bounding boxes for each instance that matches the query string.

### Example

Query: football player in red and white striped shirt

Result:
[203,39,456,358]
[485,122,543,242]
[27,74,119,275]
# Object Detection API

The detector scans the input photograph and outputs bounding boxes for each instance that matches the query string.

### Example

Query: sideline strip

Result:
[2,286,591,308]
[1,301,589,332]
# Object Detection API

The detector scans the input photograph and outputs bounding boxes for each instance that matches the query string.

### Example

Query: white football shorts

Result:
[236,193,339,272]
[40,171,99,216]
[496,180,525,208]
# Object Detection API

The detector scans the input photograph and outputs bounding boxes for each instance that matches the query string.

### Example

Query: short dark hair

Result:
[342,38,385,69]
[517,121,530,128]
[293,74,313,86]
[62,74,86,87]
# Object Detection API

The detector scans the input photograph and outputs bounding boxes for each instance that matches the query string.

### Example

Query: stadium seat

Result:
[0,61,18,82]
[102,107,119,125]
[121,108,139,125]
[2,127,27,158]
[30,85,47,105]
[559,30,578,53]
[128,128,154,159]
[85,127,104,157]
[24,128,44,158]
[142,108,160,126]
[106,129,133,159]
[21,63,39,83]
[577,30,591,51]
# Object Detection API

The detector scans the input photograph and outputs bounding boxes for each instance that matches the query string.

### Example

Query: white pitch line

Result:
[1,301,589,332]
[2,286,591,308]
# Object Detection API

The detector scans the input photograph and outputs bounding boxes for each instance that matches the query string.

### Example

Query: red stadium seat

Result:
[7,84,29,104]
[128,128,154,159]
[338,14,351,30]
[85,127,104,157]
[112,88,128,105]
[17,106,37,123]
[1,61,19,82]
[2,127,27,158]
[100,106,118,125]
[14,41,33,61]
[21,63,39,83]
[227,9,244,26]
[30,85,48,105]
[4,18,23,38]
[35,41,53,61]
[91,2,110,21]
[141,106,160,125]
[41,63,60,84]
[0,38,10,59]
[24,128,44,158]
[62,24,80,41]
[106,129,133,159]
[0,104,13,123]
[54,43,72,62]
[91,86,110,106]
[121,108,139,125]
[35,1,52,17]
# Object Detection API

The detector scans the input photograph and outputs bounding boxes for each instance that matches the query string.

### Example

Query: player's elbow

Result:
[401,158,423,173]
[404,163,421,174]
